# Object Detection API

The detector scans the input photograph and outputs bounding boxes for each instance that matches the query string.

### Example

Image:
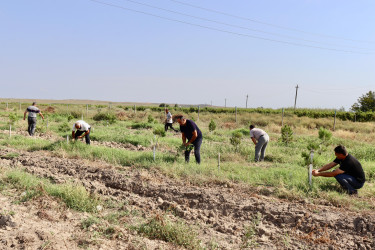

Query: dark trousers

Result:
[335,174,364,194]
[27,117,37,136]
[75,128,91,145]
[185,137,202,164]
[165,123,178,132]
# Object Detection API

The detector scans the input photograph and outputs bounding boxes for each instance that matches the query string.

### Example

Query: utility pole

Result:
[225,98,226,108]
[294,84,299,111]
[246,94,248,108]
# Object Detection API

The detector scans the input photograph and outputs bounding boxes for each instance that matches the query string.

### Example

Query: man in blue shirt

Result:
[174,115,203,164]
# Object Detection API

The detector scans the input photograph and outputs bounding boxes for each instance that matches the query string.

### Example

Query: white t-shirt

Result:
[250,128,266,140]
[166,112,173,123]
[72,120,90,132]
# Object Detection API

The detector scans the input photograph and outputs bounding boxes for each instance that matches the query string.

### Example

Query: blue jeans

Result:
[185,137,202,164]
[334,174,364,194]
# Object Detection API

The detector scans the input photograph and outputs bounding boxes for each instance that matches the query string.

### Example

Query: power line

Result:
[115,0,374,51]
[169,0,375,44]
[89,0,373,54]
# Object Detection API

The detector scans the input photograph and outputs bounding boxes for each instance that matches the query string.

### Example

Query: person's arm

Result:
[186,130,198,146]
[317,162,338,172]
[23,110,27,120]
[313,167,344,177]
[79,130,90,138]
[251,137,257,145]
[181,132,187,146]
[39,112,44,120]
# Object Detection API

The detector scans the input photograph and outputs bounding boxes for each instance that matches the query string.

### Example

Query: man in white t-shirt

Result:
[250,124,270,162]
[165,109,178,132]
[72,120,91,145]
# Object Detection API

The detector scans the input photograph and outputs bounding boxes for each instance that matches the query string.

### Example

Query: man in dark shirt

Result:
[173,115,203,164]
[312,145,365,195]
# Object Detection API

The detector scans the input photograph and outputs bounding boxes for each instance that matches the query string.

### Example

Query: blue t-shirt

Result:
[180,120,202,141]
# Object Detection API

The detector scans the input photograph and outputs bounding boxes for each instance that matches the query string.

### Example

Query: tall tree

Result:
[351,91,375,112]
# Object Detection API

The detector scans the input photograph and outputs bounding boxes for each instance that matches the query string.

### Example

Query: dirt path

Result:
[1,146,374,249]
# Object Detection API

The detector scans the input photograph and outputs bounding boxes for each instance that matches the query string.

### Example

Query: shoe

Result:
[349,190,358,196]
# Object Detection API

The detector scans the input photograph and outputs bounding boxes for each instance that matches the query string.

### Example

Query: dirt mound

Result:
[1,147,375,249]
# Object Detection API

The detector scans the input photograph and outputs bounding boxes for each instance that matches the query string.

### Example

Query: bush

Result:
[58,122,71,133]
[208,119,216,132]
[153,126,166,137]
[93,112,117,124]
[230,131,242,152]
[8,113,18,125]
[280,125,293,145]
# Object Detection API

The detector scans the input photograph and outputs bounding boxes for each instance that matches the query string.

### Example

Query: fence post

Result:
[86,104,88,118]
[19,102,21,111]
[198,106,200,121]
[281,108,285,127]
[309,150,314,187]
[218,153,220,171]
[6,102,8,109]
[67,135,69,144]
[9,125,11,137]
[354,113,356,122]
[333,110,337,131]
[235,106,237,123]
[153,135,156,161]
[134,105,136,113]
[46,118,49,131]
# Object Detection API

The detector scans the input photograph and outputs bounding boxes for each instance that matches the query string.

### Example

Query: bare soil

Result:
[1,146,374,249]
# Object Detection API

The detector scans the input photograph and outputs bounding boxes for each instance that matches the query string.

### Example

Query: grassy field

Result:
[1,102,374,211]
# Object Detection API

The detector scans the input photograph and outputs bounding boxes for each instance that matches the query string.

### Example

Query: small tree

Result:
[230,131,242,152]
[351,91,375,112]
[208,119,216,133]
[280,125,293,145]
[8,113,18,126]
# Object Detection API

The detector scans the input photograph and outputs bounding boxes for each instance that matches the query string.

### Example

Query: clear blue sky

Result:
[1,0,374,110]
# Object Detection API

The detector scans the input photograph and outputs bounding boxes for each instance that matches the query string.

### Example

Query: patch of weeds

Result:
[81,216,101,230]
[137,214,201,249]
[0,152,20,159]
[241,212,262,249]
[103,210,130,225]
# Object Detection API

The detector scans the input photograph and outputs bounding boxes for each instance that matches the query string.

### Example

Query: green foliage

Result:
[93,112,117,124]
[280,125,293,145]
[148,114,156,124]
[8,113,18,125]
[208,119,216,132]
[241,212,262,248]
[130,122,153,129]
[153,126,166,137]
[230,131,242,152]
[318,127,332,143]
[159,103,169,107]
[58,122,71,133]
[137,214,201,249]
[351,91,375,112]
[5,169,100,212]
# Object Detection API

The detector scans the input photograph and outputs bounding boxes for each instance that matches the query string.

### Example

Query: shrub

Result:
[93,112,117,124]
[230,131,242,152]
[208,119,216,132]
[148,114,156,124]
[8,113,18,125]
[153,126,166,137]
[280,125,293,145]
[58,122,71,133]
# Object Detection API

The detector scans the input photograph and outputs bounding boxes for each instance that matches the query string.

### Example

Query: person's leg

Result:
[254,137,266,162]
[185,149,191,163]
[30,118,37,136]
[165,123,169,132]
[85,129,91,145]
[260,135,269,161]
[27,118,32,136]
[193,137,202,164]
[170,123,178,132]
[335,174,364,194]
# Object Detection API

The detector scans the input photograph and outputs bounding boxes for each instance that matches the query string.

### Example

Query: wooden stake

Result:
[333,110,337,131]
[218,153,220,171]
[9,125,11,137]
[281,108,285,127]
[235,106,237,123]
[198,106,200,121]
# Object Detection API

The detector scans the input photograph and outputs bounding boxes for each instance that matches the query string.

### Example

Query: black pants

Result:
[185,137,202,164]
[165,123,178,132]
[75,128,91,145]
[27,117,37,136]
